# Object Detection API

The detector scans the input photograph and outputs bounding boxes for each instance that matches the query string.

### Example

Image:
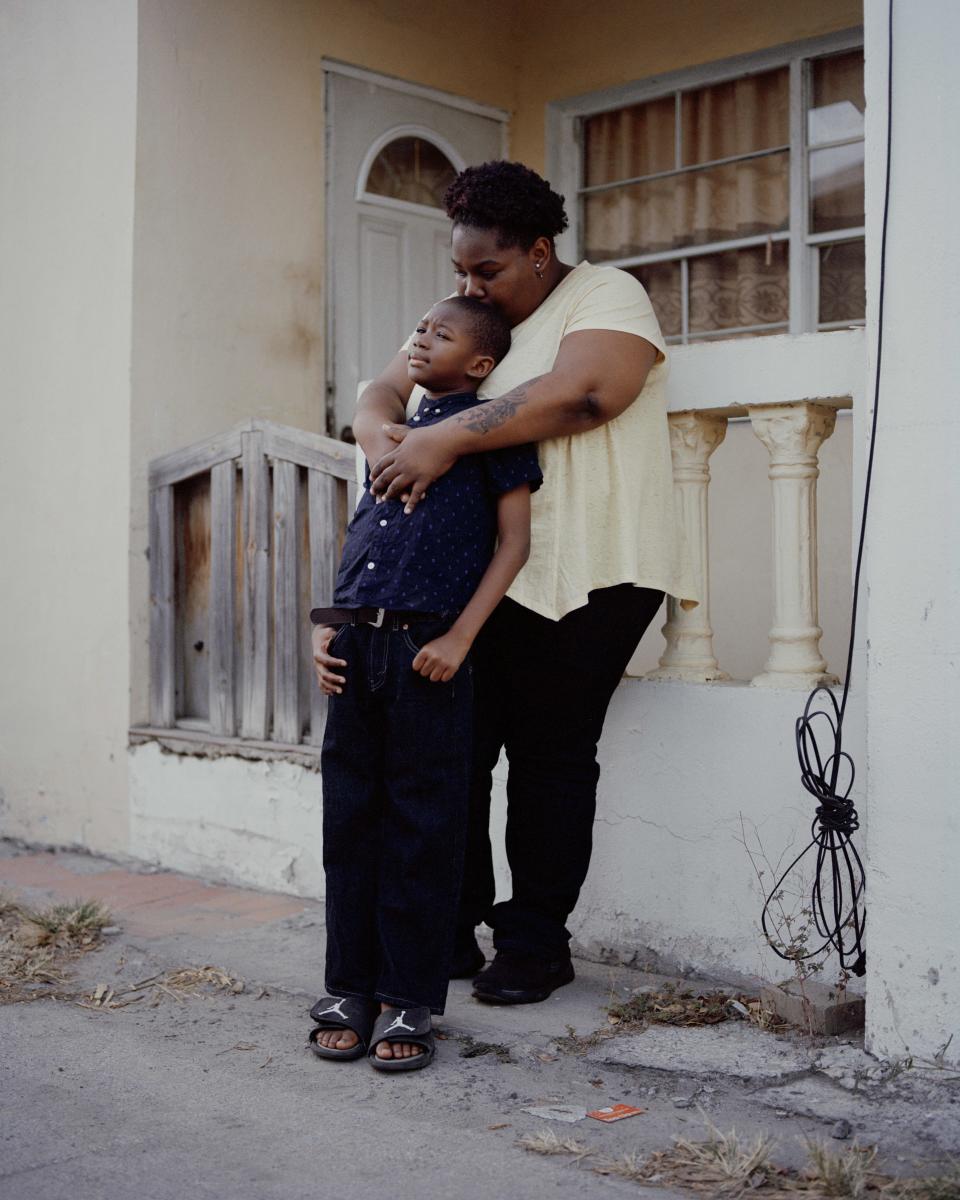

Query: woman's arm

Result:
[411,485,531,682]
[352,349,415,465]
[370,330,658,505]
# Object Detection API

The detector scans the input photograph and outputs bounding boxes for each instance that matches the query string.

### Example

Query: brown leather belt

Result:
[310,606,442,628]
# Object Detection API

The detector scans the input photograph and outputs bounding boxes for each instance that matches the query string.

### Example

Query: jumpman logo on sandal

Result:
[383,1010,415,1035]
[317,999,349,1019]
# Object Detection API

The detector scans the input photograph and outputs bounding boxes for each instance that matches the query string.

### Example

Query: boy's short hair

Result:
[438,296,512,366]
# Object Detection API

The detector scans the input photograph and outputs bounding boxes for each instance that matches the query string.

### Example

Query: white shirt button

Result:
[379,519,387,527]
[366,562,375,570]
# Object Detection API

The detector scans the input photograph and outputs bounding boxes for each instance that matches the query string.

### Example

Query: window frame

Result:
[546,27,864,341]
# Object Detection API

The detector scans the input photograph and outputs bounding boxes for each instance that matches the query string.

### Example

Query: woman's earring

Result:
[535,262,544,280]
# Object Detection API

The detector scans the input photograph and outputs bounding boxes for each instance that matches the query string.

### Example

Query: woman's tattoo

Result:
[457,382,532,435]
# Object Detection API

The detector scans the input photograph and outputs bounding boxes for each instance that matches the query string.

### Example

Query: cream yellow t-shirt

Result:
[408,262,699,621]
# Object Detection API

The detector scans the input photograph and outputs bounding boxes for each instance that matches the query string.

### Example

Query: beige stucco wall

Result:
[0,0,138,851]
[510,0,863,170]
[128,0,521,723]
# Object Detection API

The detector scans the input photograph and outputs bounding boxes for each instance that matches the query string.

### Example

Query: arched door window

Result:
[357,126,463,217]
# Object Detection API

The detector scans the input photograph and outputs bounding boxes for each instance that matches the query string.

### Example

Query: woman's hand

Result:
[369,424,459,513]
[311,624,347,695]
[412,631,471,683]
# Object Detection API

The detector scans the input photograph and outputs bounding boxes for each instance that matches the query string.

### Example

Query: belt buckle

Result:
[369,607,386,628]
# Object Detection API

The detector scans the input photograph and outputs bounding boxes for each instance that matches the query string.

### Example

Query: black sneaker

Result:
[449,933,486,980]
[472,950,575,1004]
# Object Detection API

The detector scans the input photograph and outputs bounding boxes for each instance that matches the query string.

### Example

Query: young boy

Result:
[307,296,541,1072]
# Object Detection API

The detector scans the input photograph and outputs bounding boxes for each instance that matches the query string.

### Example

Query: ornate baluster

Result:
[648,412,729,682]
[748,402,839,688]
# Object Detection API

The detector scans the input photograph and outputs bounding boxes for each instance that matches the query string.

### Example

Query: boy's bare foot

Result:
[374,1002,423,1060]
[313,1004,423,1057]
[314,1028,360,1052]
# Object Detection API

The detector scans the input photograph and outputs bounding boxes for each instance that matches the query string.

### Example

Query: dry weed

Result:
[81,964,244,1010]
[801,1139,878,1197]
[0,896,111,1002]
[516,1116,906,1199]
[18,899,111,941]
[665,1118,778,1193]
[592,1150,650,1182]
[886,1169,960,1200]
[516,1130,594,1163]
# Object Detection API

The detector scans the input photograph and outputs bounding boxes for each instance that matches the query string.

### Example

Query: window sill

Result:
[129,726,321,771]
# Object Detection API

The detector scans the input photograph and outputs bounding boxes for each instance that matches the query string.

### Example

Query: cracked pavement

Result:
[1,844,957,1199]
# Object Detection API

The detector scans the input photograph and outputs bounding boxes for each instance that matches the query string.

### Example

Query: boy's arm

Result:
[352,349,415,465]
[412,485,532,683]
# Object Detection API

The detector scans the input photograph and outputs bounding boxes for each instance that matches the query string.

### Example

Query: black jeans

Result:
[321,618,472,1015]
[459,584,664,960]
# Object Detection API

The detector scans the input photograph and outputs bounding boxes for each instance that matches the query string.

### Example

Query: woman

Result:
[315,161,698,1006]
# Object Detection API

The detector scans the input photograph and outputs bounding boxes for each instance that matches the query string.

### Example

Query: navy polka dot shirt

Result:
[333,390,543,615]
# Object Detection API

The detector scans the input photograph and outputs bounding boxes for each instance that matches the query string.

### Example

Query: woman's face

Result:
[450,224,549,329]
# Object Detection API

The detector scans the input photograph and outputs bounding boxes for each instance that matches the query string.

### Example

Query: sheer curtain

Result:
[581,54,865,338]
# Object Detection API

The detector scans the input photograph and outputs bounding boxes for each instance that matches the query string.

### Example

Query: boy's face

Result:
[407,302,493,394]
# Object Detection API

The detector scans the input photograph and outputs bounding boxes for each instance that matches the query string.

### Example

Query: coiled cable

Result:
[761,0,893,979]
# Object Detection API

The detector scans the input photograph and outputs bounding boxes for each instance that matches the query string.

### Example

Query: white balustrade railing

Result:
[136,332,863,763]
[650,329,863,688]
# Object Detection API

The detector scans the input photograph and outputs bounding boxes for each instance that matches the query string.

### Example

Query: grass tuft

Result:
[0,896,112,1002]
[802,1139,878,1197]
[887,1167,960,1200]
[672,1117,777,1190]
[19,899,111,941]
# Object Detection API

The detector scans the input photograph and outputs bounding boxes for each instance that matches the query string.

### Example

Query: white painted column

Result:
[648,412,729,682]
[748,402,838,689]
[863,0,960,1064]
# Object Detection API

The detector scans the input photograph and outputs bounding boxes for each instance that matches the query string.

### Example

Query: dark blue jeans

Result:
[321,617,472,1015]
[458,584,665,960]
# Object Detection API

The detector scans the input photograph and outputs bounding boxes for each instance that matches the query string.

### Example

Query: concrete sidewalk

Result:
[1,842,957,1200]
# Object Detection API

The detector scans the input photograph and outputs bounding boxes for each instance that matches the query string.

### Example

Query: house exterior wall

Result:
[509,0,863,171]
[2,0,885,1003]
[128,0,519,726]
[128,0,863,722]
[0,0,138,853]
[863,0,960,1063]
[129,678,860,985]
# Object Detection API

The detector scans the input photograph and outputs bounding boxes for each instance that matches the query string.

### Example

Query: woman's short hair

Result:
[444,161,569,250]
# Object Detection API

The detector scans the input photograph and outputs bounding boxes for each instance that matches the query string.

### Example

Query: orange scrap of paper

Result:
[587,1104,647,1123]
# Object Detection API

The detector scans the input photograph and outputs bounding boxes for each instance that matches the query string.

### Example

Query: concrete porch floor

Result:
[1,841,957,1200]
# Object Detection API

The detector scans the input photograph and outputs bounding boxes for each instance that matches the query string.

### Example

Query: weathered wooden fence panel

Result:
[240,430,271,740]
[144,420,356,754]
[209,461,236,735]
[149,484,175,727]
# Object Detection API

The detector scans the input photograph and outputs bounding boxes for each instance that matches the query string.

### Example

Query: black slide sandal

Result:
[308,995,378,1061]
[367,1006,435,1072]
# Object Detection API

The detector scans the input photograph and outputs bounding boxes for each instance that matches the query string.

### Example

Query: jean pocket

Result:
[401,619,448,658]
[328,624,351,654]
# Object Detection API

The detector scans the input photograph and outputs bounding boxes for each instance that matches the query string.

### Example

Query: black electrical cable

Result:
[761,0,894,979]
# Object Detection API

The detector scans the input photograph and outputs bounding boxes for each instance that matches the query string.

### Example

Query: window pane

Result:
[627,261,681,338]
[584,95,675,186]
[364,137,457,208]
[819,239,865,325]
[681,67,788,166]
[810,142,864,233]
[808,50,864,145]
[584,152,788,261]
[689,243,788,335]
